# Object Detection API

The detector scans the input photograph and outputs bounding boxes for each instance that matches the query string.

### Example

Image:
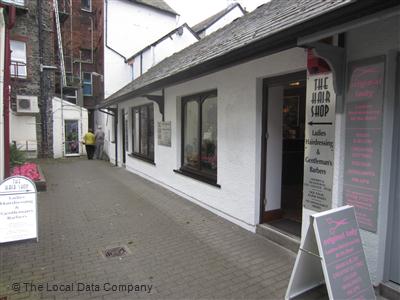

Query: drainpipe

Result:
[3,5,15,178]
[115,105,118,166]
[37,0,48,157]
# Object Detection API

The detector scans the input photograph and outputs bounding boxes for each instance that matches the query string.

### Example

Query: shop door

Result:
[262,72,306,237]
[64,120,80,156]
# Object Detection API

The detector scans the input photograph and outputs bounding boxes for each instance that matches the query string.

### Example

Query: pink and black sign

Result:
[343,57,385,232]
[314,206,375,299]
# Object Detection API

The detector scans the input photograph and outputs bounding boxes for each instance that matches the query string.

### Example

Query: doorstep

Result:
[256,223,300,253]
[379,281,400,300]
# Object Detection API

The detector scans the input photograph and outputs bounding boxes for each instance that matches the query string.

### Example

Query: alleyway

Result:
[1,158,299,299]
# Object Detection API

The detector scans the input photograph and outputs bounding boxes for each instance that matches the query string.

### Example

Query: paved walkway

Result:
[1,158,297,299]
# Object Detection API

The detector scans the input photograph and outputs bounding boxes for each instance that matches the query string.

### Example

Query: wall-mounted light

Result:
[289,81,301,87]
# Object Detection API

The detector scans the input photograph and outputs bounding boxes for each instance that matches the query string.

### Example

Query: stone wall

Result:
[10,1,55,157]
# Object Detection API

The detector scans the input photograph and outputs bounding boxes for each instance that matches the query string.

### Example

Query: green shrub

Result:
[10,143,26,166]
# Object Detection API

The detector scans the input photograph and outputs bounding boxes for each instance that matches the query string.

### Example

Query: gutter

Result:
[133,0,178,17]
[125,23,200,63]
[99,0,400,108]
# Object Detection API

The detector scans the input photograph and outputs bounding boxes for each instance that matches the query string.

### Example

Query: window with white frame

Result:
[10,40,27,79]
[82,72,92,96]
[81,0,91,11]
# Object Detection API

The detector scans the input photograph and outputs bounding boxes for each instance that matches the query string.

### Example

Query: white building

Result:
[103,0,178,98]
[99,0,400,296]
[10,96,39,158]
[126,24,199,80]
[99,0,179,160]
[52,97,88,159]
[192,3,245,38]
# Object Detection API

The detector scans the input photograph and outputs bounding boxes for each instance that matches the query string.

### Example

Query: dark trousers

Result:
[85,145,95,160]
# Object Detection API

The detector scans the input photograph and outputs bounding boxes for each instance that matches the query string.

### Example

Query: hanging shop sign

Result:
[157,121,171,147]
[303,72,336,211]
[286,205,375,300]
[0,176,38,243]
[343,57,385,233]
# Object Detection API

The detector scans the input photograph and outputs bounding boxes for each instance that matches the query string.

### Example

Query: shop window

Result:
[81,0,91,11]
[131,104,154,162]
[181,90,217,183]
[82,72,92,96]
[10,40,27,79]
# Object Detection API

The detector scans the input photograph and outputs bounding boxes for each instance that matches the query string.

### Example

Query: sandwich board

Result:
[285,206,375,299]
[0,176,38,243]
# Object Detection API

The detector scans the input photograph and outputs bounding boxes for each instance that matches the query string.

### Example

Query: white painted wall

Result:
[52,97,88,159]
[104,48,132,99]
[106,0,177,58]
[132,26,199,79]
[204,6,244,36]
[102,0,178,164]
[115,48,307,231]
[10,113,37,157]
[0,9,5,180]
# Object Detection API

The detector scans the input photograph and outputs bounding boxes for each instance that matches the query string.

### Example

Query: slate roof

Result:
[192,3,245,35]
[129,0,178,15]
[101,0,395,107]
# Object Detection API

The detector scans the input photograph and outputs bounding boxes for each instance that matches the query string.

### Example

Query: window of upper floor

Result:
[82,72,92,96]
[10,40,27,79]
[81,0,91,12]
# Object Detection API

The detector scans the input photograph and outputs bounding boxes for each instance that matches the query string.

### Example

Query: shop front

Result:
[99,1,399,295]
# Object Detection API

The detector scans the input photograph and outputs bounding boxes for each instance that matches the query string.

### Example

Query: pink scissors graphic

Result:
[326,217,349,234]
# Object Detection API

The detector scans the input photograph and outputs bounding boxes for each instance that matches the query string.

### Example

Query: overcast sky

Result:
[166,0,269,26]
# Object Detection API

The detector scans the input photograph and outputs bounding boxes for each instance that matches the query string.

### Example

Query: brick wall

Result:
[58,0,104,128]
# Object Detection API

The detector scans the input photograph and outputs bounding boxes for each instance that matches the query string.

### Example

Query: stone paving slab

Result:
[1,158,297,299]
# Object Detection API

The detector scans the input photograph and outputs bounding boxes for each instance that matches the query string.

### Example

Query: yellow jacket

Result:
[83,132,96,145]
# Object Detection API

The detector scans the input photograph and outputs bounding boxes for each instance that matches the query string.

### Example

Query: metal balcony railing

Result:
[11,60,27,79]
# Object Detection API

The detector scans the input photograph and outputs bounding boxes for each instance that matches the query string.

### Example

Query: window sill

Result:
[11,76,28,81]
[173,169,220,188]
[128,153,155,165]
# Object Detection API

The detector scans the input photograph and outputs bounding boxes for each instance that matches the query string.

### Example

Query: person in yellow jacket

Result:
[82,129,96,159]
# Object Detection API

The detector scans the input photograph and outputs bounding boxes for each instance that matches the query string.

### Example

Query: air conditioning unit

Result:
[16,95,39,114]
